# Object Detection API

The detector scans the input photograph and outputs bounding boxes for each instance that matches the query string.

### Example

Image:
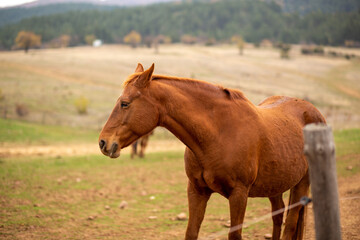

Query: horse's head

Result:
[99,63,159,158]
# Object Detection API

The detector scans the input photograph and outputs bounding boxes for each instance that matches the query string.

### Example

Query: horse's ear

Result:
[135,63,144,73]
[135,63,154,88]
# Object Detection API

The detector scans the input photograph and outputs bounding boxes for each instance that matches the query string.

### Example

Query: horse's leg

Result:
[269,194,285,240]
[139,136,149,158]
[131,141,138,159]
[228,185,248,240]
[185,181,211,240]
[282,172,310,240]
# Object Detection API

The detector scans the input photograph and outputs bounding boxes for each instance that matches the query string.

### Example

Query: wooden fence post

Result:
[303,123,341,240]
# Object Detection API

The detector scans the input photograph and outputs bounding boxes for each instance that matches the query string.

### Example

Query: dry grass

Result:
[0,44,359,129]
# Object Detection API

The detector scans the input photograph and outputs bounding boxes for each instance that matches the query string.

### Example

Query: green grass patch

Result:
[0,151,191,239]
[0,118,99,144]
[334,128,360,177]
[334,128,360,156]
[0,118,176,145]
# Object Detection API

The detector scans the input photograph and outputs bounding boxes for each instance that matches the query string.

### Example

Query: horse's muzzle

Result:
[99,140,120,158]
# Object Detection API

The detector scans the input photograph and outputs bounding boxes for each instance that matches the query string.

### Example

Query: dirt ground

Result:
[304,173,360,240]
[0,139,185,158]
[1,142,359,239]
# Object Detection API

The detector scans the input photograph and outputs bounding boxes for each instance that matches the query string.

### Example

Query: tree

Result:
[156,35,172,44]
[181,34,197,45]
[84,34,96,45]
[15,31,41,53]
[49,34,71,48]
[153,35,172,54]
[144,35,154,48]
[123,31,142,48]
[231,35,245,55]
[260,39,273,48]
[1,0,360,50]
[74,96,89,115]
[59,35,71,47]
[279,43,291,59]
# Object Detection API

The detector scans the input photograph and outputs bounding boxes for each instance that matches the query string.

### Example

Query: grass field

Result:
[0,44,360,239]
[0,125,359,239]
[0,44,359,129]
[0,118,98,145]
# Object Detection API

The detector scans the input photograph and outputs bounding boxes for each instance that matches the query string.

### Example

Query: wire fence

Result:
[199,195,360,240]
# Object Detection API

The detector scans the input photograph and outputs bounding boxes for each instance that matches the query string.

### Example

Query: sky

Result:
[0,0,37,7]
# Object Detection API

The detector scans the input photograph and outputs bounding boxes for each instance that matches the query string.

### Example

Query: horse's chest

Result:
[187,163,234,196]
[203,170,236,197]
[184,149,240,197]
[187,167,236,198]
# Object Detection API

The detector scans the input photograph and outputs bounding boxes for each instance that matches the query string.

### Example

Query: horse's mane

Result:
[123,73,246,101]
[123,72,142,87]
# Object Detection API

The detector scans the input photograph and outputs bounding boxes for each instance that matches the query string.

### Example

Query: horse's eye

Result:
[121,102,130,109]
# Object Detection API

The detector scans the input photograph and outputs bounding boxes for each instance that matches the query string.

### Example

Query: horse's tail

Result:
[285,192,308,240]
[296,101,324,239]
[293,204,307,240]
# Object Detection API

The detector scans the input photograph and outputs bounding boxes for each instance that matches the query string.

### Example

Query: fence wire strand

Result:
[199,195,360,240]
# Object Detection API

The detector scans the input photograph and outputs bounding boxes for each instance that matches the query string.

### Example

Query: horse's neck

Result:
[150,78,252,155]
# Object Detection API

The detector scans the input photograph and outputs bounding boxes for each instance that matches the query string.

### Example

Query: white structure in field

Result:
[93,39,103,47]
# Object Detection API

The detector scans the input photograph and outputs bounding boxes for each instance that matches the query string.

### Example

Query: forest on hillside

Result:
[0,3,119,27]
[282,0,360,14]
[0,0,359,50]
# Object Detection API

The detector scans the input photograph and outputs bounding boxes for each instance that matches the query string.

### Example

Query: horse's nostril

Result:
[99,139,106,150]
[109,142,118,157]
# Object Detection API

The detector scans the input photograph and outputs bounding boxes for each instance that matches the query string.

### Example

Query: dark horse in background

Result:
[131,131,153,158]
[99,64,326,240]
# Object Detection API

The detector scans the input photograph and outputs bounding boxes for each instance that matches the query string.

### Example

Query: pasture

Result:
[0,124,359,239]
[0,44,360,129]
[0,44,360,239]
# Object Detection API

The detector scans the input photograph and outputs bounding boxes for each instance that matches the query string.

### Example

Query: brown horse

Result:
[131,131,153,158]
[99,63,326,240]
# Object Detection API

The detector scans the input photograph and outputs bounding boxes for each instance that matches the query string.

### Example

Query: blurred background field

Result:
[0,0,360,239]
[1,44,359,130]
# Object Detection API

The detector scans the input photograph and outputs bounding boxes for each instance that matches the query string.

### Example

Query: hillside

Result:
[2,0,360,28]
[0,0,176,27]
[16,0,175,8]
[1,0,360,50]
[282,0,360,14]
[0,44,359,130]
[0,0,176,8]
[7,0,360,12]
[0,3,119,27]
